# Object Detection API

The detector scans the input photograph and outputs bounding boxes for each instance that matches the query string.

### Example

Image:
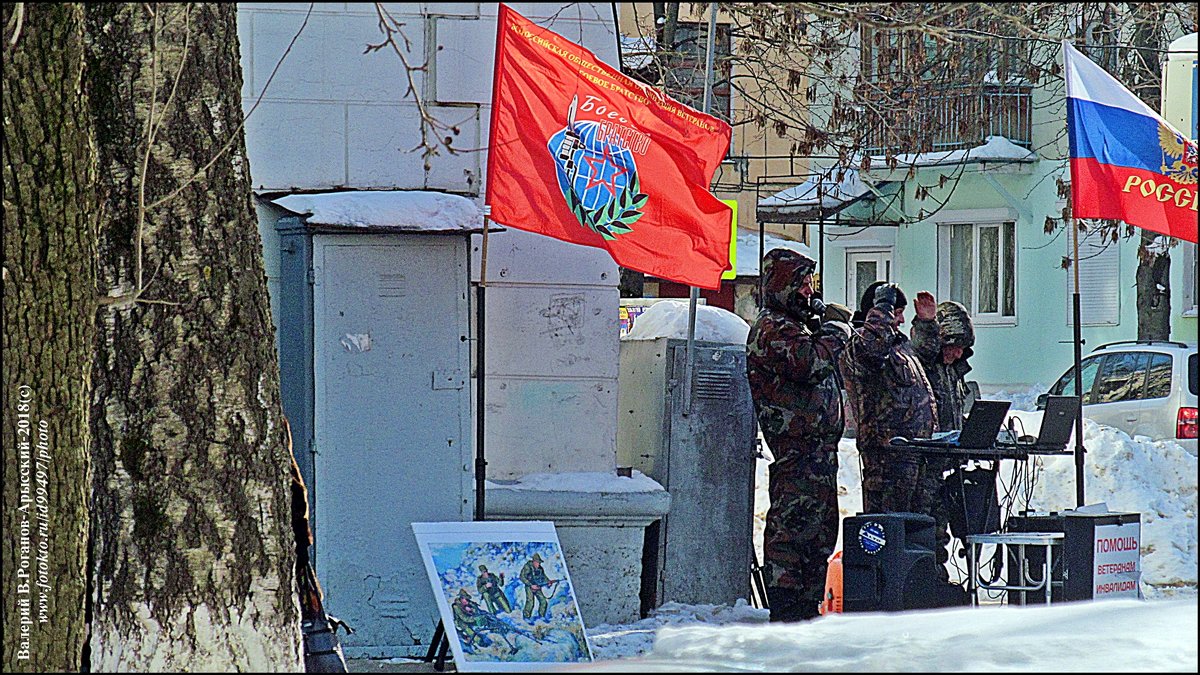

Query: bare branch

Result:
[146,2,315,211]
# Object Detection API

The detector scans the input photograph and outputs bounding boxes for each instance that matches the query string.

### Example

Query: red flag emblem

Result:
[486,4,734,289]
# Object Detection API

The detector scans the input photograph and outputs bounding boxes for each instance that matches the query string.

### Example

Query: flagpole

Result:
[683,2,719,416]
[1071,217,1085,507]
[476,214,490,521]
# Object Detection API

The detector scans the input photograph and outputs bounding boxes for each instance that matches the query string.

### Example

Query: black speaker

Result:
[843,513,940,612]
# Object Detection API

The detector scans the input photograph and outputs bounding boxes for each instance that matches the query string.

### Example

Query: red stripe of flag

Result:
[1070,157,1199,243]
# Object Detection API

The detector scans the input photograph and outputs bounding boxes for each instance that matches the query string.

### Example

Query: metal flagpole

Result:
[817,182,825,293]
[683,1,719,416]
[1071,218,1086,506]
[476,214,490,520]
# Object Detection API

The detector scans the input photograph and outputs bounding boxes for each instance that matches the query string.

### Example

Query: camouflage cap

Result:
[530,553,543,562]
[458,588,471,598]
[478,564,488,572]
[760,248,817,316]
[935,300,975,347]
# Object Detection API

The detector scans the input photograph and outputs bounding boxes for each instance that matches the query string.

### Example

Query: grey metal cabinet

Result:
[617,338,756,609]
[275,219,472,658]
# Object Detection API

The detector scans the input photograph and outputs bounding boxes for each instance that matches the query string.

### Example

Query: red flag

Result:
[486,4,734,290]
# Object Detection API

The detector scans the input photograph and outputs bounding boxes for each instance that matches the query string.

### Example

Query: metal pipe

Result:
[1071,218,1085,507]
[683,2,719,416]
[818,182,825,294]
[476,217,490,521]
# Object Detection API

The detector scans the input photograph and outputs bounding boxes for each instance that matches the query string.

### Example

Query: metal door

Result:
[658,342,755,606]
[312,234,471,658]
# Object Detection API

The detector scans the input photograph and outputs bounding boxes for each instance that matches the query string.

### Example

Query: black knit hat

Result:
[858,281,907,311]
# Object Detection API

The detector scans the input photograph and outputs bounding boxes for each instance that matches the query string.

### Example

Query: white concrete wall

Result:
[238,1,624,476]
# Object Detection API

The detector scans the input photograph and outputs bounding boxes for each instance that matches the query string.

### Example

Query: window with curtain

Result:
[941,221,1016,321]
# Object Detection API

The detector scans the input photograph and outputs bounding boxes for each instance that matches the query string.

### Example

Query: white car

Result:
[1037,340,1197,455]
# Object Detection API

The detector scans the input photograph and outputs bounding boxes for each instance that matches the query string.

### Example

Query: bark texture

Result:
[1135,230,1172,341]
[2,4,98,671]
[83,4,301,670]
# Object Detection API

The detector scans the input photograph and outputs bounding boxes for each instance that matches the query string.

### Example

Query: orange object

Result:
[819,550,843,615]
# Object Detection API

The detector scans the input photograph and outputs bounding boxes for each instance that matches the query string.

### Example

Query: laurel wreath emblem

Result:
[564,171,649,241]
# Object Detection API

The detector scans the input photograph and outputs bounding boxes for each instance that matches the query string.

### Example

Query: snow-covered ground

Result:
[579,388,1198,671]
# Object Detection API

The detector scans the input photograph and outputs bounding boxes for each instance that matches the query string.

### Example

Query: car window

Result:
[1144,353,1173,399]
[1094,351,1148,404]
[1052,355,1104,404]
[1190,353,1197,396]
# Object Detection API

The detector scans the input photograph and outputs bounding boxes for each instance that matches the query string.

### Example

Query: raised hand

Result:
[914,291,936,321]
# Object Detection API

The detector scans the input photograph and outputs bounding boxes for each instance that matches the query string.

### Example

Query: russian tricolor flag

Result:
[1064,41,1198,243]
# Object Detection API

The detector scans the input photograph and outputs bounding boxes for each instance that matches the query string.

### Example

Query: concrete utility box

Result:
[264,191,481,658]
[617,338,757,610]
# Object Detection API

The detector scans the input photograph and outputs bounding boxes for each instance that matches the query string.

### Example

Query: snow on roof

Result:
[734,229,814,277]
[758,166,871,210]
[759,137,1036,213]
[1168,32,1197,54]
[622,299,749,344]
[872,135,1038,168]
[270,190,483,232]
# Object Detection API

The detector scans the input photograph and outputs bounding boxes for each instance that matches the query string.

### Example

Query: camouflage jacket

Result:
[842,307,937,449]
[910,316,974,431]
[746,250,848,440]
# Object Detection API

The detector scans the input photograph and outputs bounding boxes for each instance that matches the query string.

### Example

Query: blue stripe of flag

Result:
[1068,97,1166,174]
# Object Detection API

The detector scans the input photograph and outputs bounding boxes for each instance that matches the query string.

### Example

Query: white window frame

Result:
[1182,242,1197,317]
[936,209,1019,326]
[845,248,894,308]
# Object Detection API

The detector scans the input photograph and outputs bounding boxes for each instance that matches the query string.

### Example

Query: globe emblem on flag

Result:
[548,115,648,241]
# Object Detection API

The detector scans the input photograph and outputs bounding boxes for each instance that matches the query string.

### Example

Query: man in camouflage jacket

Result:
[910,293,976,586]
[746,249,852,622]
[842,283,938,515]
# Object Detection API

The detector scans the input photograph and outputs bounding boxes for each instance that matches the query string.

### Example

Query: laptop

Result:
[892,400,1012,450]
[1000,395,1080,452]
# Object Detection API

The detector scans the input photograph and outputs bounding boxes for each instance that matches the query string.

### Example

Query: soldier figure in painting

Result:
[519,553,557,622]
[452,588,520,655]
[477,564,513,614]
[452,588,492,650]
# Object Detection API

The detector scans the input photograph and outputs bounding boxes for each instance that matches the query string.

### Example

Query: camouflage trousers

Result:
[916,458,955,582]
[861,447,951,582]
[762,431,839,621]
[860,445,921,513]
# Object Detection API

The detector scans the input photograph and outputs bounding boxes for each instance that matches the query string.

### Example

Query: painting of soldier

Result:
[413,521,593,671]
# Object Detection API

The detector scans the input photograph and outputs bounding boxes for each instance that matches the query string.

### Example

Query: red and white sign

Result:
[1092,522,1141,599]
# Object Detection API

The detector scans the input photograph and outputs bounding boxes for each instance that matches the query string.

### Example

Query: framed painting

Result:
[412,521,594,671]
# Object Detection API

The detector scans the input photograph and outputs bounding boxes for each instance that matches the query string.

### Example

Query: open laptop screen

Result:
[1034,395,1079,450]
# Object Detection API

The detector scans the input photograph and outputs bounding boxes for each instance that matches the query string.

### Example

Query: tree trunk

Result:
[1135,231,1172,340]
[2,4,98,671]
[1126,4,1174,341]
[83,4,301,670]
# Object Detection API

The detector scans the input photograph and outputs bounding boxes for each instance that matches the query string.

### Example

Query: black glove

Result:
[872,284,906,315]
